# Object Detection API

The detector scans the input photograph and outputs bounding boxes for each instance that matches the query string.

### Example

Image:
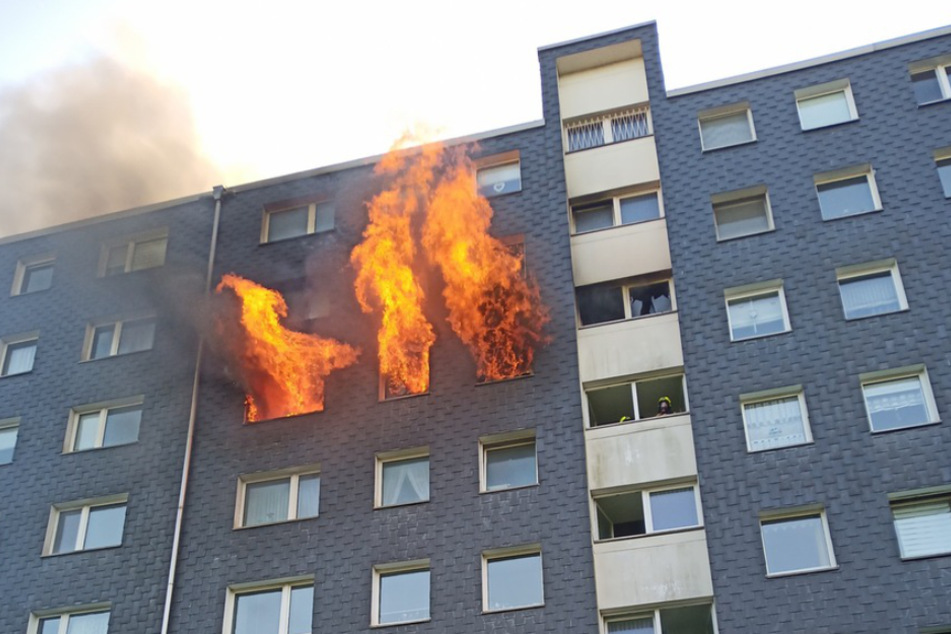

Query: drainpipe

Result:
[160,185,225,634]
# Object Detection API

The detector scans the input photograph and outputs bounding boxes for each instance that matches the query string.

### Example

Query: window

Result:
[12,256,54,295]
[711,186,773,241]
[376,449,429,508]
[604,604,715,634]
[44,495,128,555]
[795,80,858,130]
[698,103,756,151]
[814,166,881,220]
[576,278,673,326]
[724,282,790,341]
[571,190,663,233]
[236,465,320,528]
[586,373,686,426]
[224,579,314,634]
[476,160,522,198]
[84,317,155,360]
[100,231,167,276]
[66,399,143,452]
[760,510,836,576]
[936,153,951,198]
[741,388,812,452]
[372,561,430,625]
[837,260,907,319]
[480,431,537,492]
[0,333,38,376]
[262,202,334,243]
[861,367,939,433]
[564,106,651,152]
[30,607,110,634]
[0,417,19,464]
[595,485,701,540]
[910,57,951,105]
[482,547,543,612]
[890,492,951,559]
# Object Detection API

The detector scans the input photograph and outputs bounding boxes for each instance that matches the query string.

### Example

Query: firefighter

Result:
[657,396,673,416]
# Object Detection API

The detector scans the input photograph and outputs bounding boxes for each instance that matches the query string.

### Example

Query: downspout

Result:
[160,184,225,634]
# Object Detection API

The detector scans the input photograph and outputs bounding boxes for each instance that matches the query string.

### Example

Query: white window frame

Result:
[593,482,703,541]
[11,254,55,296]
[935,147,951,198]
[43,494,128,556]
[889,487,951,560]
[711,185,774,241]
[371,559,431,626]
[65,396,144,453]
[374,447,430,508]
[909,55,951,105]
[836,259,907,320]
[0,331,39,377]
[475,151,522,198]
[570,188,664,234]
[234,464,321,528]
[740,386,813,452]
[28,604,111,634]
[724,281,791,342]
[98,229,168,276]
[601,603,718,634]
[584,372,688,427]
[860,365,940,433]
[83,315,156,361]
[261,201,335,243]
[563,105,653,153]
[795,79,858,130]
[222,576,314,634]
[479,430,538,493]
[814,164,882,221]
[759,508,837,577]
[0,416,20,465]
[698,102,756,151]
[481,545,544,613]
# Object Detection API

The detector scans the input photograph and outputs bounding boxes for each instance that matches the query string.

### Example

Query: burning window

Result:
[99,229,168,276]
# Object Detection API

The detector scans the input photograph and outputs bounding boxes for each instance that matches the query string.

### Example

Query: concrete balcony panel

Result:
[564,137,659,199]
[571,218,670,287]
[558,58,649,120]
[577,312,683,384]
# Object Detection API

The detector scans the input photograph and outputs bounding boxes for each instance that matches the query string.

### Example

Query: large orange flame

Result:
[216,274,359,421]
[350,141,440,396]
[423,150,550,381]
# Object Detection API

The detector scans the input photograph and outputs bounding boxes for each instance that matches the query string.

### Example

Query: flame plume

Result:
[423,151,550,381]
[350,143,440,395]
[216,274,359,421]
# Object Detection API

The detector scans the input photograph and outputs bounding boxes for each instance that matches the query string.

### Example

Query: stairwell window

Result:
[564,106,651,152]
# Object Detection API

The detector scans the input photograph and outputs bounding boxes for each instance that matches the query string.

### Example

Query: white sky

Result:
[1,0,948,185]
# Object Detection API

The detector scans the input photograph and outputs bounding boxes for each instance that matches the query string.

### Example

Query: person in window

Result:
[657,396,673,416]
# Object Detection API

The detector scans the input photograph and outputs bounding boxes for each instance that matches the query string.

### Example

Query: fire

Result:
[215,274,359,421]
[350,141,440,396]
[423,150,550,381]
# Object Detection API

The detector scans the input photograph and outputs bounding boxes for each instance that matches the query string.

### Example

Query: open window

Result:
[576,276,673,327]
[586,373,687,427]
[595,484,701,540]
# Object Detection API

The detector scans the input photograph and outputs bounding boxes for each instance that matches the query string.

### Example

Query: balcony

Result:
[576,312,683,384]
[564,135,659,199]
[571,218,670,286]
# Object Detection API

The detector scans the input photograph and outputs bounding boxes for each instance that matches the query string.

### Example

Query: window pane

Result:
[314,203,335,233]
[728,292,785,340]
[761,515,831,574]
[619,193,661,225]
[267,207,310,242]
[700,111,753,149]
[117,318,155,354]
[839,272,900,319]
[244,479,291,526]
[103,406,142,447]
[573,202,614,233]
[912,70,944,105]
[629,281,671,317]
[53,509,82,553]
[596,491,645,538]
[296,474,320,519]
[659,604,715,634]
[816,176,875,219]
[75,413,101,451]
[0,426,17,464]
[893,500,951,558]
[798,90,852,128]
[234,589,282,634]
[130,237,167,271]
[3,340,36,375]
[937,159,951,197]
[84,504,126,549]
[649,487,699,531]
[485,442,536,490]
[477,163,521,197]
[607,616,654,633]
[65,610,110,634]
[23,263,54,293]
[636,375,686,419]
[864,376,930,431]
[91,326,114,359]
[38,617,61,634]
[714,196,769,240]
[486,554,543,610]
[105,244,128,275]
[287,585,314,634]
[577,284,625,325]
[744,396,808,451]
[379,569,430,624]
[382,457,429,506]
[587,384,635,426]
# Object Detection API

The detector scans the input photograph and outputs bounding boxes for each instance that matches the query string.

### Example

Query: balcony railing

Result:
[565,106,651,153]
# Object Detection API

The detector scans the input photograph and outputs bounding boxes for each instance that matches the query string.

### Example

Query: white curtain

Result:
[839,274,897,317]
[383,458,429,506]
[4,341,36,374]
[245,480,290,525]
[893,501,951,558]
[66,611,110,634]
[745,396,805,449]
[607,616,654,633]
[729,293,783,335]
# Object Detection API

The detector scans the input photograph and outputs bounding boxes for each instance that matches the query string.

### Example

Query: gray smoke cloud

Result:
[0,56,221,237]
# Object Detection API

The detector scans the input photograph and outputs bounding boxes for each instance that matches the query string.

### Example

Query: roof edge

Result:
[538,20,657,53]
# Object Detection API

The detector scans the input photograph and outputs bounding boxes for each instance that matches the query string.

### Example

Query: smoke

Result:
[0,55,221,237]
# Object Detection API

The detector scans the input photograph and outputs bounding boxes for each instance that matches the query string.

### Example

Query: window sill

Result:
[701,138,757,153]
[899,550,951,562]
[870,419,940,435]
[374,499,430,510]
[42,544,123,558]
[243,409,320,425]
[480,483,539,495]
[800,118,858,132]
[481,189,522,199]
[766,564,838,578]
[730,329,791,343]
[379,389,430,403]
[476,372,533,386]
[371,618,431,628]
[482,602,544,614]
[11,288,53,298]
[747,440,814,454]
[715,227,775,243]
[259,229,335,246]
[917,98,950,108]
[63,442,138,456]
[234,516,319,530]
[0,370,33,379]
[820,206,882,222]
[843,306,909,321]
[80,349,153,364]
[99,266,165,279]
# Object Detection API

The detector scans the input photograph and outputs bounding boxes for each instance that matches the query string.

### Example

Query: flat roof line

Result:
[538,20,656,53]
